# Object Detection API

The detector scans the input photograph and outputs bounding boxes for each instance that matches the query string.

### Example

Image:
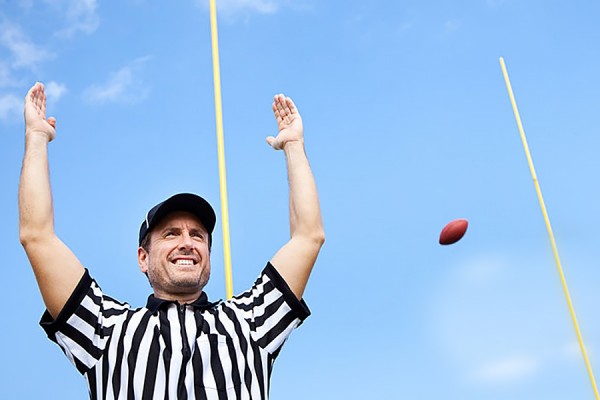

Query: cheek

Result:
[200,262,211,285]
[146,250,167,273]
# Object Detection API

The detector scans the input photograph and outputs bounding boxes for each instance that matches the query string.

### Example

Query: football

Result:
[439,219,469,245]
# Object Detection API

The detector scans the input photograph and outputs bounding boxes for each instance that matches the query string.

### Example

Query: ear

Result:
[138,246,149,274]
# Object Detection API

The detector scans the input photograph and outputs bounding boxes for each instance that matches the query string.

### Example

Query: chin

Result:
[172,276,202,288]
[174,272,209,291]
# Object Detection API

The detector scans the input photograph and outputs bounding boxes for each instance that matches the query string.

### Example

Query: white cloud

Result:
[45,81,67,103]
[0,21,53,70]
[0,62,14,87]
[562,340,592,362]
[55,0,100,38]
[84,57,151,105]
[0,93,22,121]
[0,21,53,122]
[425,251,569,385]
[457,255,505,285]
[470,355,539,384]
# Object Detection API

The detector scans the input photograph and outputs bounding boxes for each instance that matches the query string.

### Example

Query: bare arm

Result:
[19,82,85,318]
[267,94,325,299]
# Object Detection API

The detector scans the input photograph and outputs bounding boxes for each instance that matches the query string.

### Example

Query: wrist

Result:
[282,139,304,151]
[25,129,53,143]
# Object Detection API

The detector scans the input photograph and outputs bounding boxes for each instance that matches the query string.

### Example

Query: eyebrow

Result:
[189,228,208,236]
[159,227,180,234]
[160,226,206,235]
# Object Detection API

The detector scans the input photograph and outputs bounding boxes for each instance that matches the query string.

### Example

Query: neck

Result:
[153,289,203,304]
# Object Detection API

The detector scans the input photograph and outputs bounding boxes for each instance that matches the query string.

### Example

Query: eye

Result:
[163,230,178,238]
[191,231,206,241]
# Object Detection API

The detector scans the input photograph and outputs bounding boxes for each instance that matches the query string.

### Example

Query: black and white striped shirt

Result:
[40,262,310,400]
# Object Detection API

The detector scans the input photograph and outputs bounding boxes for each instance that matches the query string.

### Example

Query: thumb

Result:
[266,136,279,149]
[47,117,56,129]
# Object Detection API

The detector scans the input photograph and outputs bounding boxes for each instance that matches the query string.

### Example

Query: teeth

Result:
[175,259,194,266]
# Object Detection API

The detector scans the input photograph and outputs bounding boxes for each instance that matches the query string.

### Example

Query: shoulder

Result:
[222,263,310,322]
[40,270,132,338]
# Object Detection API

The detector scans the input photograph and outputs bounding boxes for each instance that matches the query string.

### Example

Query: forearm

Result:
[284,141,325,245]
[269,141,324,299]
[19,132,55,244]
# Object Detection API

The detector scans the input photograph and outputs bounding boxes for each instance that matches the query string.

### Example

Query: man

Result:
[19,82,324,399]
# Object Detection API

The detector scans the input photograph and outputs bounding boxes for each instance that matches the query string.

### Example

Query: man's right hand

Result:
[25,82,56,142]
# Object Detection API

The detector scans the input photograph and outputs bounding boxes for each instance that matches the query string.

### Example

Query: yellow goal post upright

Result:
[500,57,599,399]
[209,0,234,299]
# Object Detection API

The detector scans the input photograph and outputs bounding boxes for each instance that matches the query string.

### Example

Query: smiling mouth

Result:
[171,259,197,267]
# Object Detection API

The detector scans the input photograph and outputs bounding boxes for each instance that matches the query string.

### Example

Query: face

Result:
[138,211,211,301]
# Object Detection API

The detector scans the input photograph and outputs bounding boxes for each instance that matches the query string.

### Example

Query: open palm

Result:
[267,94,303,150]
[25,83,56,141]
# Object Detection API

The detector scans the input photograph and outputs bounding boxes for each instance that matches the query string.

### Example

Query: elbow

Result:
[315,229,325,247]
[19,228,35,248]
[19,226,53,249]
[292,226,325,250]
[309,228,325,249]
[19,230,39,249]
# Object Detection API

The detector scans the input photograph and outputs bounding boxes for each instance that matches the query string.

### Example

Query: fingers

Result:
[26,82,43,99]
[26,82,47,119]
[273,93,294,113]
[272,93,297,126]
[285,96,297,115]
[272,94,285,122]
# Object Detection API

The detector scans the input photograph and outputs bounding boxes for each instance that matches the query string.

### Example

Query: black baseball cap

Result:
[139,193,216,246]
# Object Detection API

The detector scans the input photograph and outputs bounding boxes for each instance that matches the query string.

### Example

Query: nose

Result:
[178,231,194,251]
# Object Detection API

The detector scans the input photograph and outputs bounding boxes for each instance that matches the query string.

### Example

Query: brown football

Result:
[439,219,468,245]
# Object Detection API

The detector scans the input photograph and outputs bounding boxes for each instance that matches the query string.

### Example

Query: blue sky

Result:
[2,0,600,398]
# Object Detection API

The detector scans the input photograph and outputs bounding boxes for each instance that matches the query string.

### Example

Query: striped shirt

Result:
[40,262,310,400]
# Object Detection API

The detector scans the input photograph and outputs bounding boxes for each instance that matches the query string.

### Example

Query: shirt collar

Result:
[145,291,220,313]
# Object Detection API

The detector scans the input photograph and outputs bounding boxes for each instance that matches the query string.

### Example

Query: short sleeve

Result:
[40,269,131,374]
[226,262,311,354]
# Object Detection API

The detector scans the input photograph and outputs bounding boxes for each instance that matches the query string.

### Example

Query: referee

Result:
[19,82,325,399]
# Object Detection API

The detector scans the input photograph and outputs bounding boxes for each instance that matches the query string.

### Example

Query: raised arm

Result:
[267,94,325,299]
[19,82,85,318]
